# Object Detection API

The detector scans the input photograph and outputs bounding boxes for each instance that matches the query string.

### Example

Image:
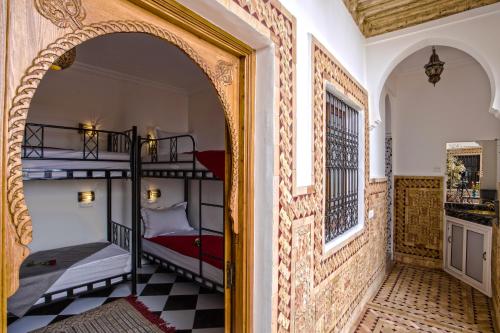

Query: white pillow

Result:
[155,128,196,156]
[142,202,192,238]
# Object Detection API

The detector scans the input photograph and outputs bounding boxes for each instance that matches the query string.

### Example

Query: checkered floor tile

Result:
[8,263,224,333]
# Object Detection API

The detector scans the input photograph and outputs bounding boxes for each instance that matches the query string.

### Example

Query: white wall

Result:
[188,88,225,151]
[388,60,500,177]
[173,1,367,331]
[29,62,190,138]
[280,0,366,187]
[25,61,189,252]
[25,55,228,252]
[478,140,498,190]
[366,4,500,177]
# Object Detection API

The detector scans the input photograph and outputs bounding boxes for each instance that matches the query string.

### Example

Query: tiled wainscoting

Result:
[493,220,500,332]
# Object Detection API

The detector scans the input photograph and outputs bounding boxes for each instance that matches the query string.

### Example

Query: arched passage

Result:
[4,20,248,308]
[368,37,500,131]
[377,44,500,277]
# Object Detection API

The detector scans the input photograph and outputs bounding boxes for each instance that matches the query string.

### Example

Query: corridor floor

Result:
[355,264,496,332]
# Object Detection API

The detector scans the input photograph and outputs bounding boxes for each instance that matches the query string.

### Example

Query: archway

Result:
[379,44,499,276]
[369,37,499,130]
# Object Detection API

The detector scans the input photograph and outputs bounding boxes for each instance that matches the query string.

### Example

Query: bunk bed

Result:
[137,134,225,291]
[9,123,139,317]
[9,122,226,318]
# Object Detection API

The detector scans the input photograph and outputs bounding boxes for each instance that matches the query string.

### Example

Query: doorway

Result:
[1,1,255,332]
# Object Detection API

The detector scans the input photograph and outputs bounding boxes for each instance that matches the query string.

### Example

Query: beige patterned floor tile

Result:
[355,264,495,333]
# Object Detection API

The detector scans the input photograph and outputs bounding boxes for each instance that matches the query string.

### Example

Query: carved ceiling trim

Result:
[343,0,500,37]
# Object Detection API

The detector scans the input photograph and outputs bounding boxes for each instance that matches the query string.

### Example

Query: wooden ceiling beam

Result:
[360,0,436,19]
[363,0,462,26]
[343,0,500,37]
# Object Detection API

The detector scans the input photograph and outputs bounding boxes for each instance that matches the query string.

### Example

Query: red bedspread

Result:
[146,235,223,269]
[194,150,225,181]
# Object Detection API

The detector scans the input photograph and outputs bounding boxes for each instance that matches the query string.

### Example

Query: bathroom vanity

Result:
[444,202,498,296]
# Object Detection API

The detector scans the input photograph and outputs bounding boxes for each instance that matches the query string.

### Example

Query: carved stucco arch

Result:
[6,20,240,273]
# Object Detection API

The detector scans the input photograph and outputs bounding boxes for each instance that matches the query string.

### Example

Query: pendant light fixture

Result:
[51,48,76,71]
[424,46,445,86]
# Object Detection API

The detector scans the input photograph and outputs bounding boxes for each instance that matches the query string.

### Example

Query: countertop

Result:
[445,202,498,227]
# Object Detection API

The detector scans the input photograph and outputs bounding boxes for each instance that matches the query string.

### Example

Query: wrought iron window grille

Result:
[325,92,359,243]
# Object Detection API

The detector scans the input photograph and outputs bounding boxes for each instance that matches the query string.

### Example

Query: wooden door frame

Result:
[0,0,255,332]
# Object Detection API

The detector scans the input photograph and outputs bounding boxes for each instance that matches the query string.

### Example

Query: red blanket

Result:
[146,235,223,269]
[194,150,225,181]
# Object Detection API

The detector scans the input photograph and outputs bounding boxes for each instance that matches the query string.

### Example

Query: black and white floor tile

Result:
[8,263,224,333]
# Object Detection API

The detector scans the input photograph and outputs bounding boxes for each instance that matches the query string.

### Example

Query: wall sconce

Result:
[78,191,95,207]
[147,134,157,154]
[79,123,97,138]
[147,189,161,202]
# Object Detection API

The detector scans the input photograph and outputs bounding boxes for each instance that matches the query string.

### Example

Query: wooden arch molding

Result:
[4,16,245,297]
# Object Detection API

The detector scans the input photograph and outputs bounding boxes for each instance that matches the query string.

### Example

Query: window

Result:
[325,91,359,243]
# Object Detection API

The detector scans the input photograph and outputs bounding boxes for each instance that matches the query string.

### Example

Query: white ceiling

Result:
[75,33,212,94]
[392,46,479,77]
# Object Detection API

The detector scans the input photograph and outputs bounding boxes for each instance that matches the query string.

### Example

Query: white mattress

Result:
[44,242,131,294]
[142,230,223,285]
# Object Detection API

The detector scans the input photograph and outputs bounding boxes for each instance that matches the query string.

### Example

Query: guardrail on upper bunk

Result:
[22,122,134,161]
[140,134,196,169]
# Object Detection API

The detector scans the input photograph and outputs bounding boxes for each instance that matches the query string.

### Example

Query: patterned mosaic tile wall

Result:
[385,137,393,259]
[313,184,388,332]
[229,2,389,332]
[393,177,444,268]
[493,219,500,331]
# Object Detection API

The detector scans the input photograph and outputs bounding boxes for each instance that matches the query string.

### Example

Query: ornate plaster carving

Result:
[214,60,235,86]
[6,20,241,295]
[35,0,87,30]
[232,0,386,330]
[290,217,314,332]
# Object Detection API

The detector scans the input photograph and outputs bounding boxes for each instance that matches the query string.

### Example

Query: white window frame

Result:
[323,83,365,254]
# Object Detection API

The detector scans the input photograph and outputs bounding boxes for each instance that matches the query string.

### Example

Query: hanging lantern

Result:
[51,48,76,71]
[424,46,445,86]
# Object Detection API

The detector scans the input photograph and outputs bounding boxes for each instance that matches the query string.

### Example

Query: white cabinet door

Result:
[444,216,492,296]
[449,223,464,272]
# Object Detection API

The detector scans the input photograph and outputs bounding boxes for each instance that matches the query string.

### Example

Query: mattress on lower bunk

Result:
[45,242,131,293]
[142,229,223,285]
[8,242,130,317]
[22,148,131,172]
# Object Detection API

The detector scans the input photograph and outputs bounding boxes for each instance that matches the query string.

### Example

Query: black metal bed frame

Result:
[22,123,133,181]
[7,221,133,316]
[20,123,139,300]
[138,135,225,290]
